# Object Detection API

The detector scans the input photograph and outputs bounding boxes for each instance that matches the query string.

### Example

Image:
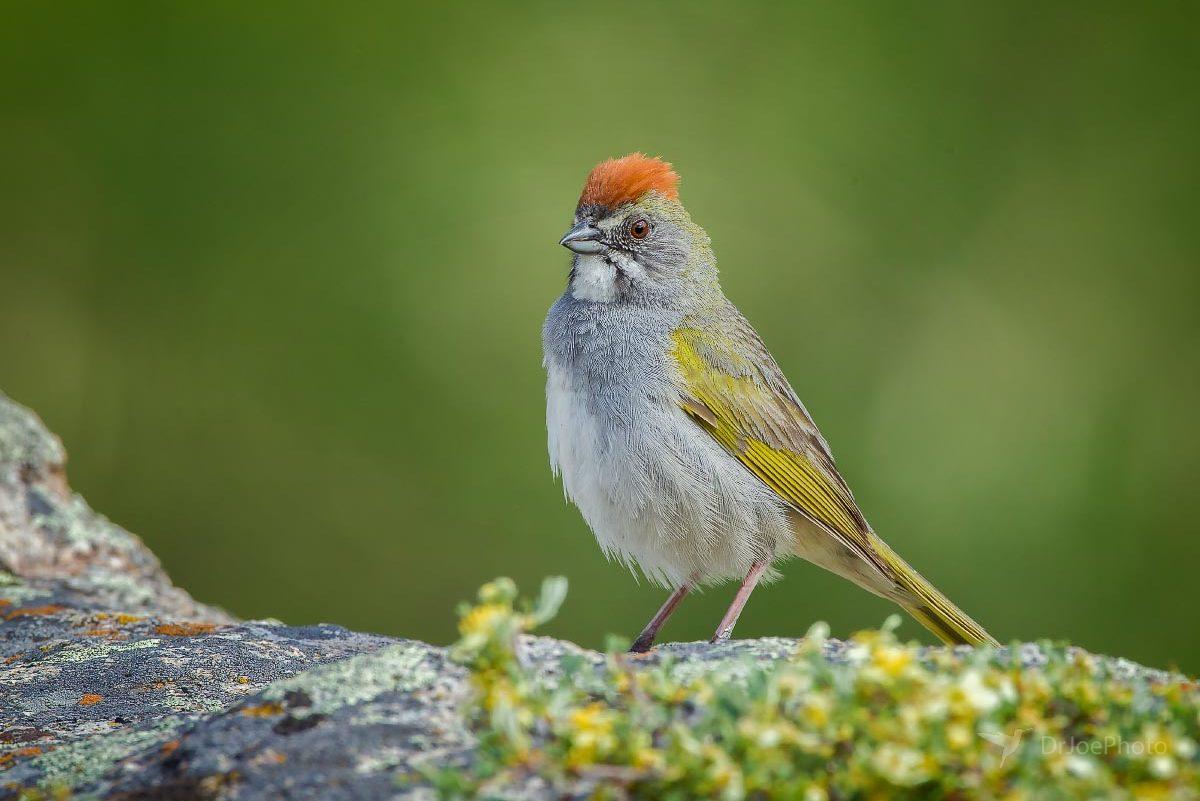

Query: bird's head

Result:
[559,153,716,306]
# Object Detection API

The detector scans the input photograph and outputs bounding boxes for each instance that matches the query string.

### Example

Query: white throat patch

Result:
[570,252,644,303]
[570,254,619,302]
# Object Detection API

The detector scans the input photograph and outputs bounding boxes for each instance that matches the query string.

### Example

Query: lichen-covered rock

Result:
[0,393,229,621]
[1,391,1195,800]
[1,612,395,794]
[0,393,407,798]
[99,641,472,801]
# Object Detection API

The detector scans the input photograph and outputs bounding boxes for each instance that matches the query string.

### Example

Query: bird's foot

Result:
[629,633,656,653]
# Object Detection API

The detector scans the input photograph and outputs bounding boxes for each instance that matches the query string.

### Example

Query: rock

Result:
[0,392,458,799]
[0,395,228,622]
[0,391,1192,799]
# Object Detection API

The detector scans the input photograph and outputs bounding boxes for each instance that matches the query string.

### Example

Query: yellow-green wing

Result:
[669,319,885,574]
[671,314,999,648]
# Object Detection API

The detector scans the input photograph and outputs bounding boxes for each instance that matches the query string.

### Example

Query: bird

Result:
[542,153,998,652]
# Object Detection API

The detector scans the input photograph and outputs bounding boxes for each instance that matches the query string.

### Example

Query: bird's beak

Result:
[559,220,605,254]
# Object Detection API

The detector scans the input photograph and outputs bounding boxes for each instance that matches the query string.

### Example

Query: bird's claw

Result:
[629,634,655,654]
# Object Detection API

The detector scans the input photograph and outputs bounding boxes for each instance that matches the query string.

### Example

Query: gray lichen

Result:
[0,394,65,472]
[260,640,444,716]
[22,716,188,794]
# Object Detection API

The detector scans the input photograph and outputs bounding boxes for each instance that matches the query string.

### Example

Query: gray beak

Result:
[559,220,605,254]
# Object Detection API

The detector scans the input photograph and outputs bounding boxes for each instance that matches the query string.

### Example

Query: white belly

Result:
[545,361,793,588]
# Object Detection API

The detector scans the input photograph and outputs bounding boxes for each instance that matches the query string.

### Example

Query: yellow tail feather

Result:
[872,535,998,647]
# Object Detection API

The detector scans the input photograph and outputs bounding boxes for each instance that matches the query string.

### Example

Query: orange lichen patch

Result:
[578,153,679,210]
[265,751,287,765]
[0,729,51,746]
[82,628,127,639]
[161,739,180,756]
[154,622,218,637]
[197,770,241,793]
[4,604,66,620]
[0,746,45,767]
[77,612,140,630]
[79,693,103,706]
[240,702,285,718]
[3,653,23,665]
[132,679,175,694]
[249,749,289,767]
[0,599,11,608]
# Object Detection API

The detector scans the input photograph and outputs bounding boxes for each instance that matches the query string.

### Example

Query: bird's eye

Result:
[629,218,650,240]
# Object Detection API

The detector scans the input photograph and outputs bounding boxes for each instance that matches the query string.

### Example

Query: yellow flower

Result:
[633,747,665,772]
[946,722,973,750]
[870,743,931,786]
[871,644,914,678]
[477,577,517,605]
[1129,781,1173,800]
[566,702,617,768]
[570,702,612,732]
[458,602,509,638]
[802,695,831,728]
[482,679,518,712]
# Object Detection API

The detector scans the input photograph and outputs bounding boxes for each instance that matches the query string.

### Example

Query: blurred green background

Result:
[2,3,1197,671]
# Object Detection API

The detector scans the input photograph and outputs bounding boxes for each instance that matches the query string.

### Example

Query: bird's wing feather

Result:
[669,315,887,575]
[667,310,999,647]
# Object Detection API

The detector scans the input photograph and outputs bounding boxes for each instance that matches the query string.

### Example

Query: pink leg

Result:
[711,558,769,644]
[630,581,693,653]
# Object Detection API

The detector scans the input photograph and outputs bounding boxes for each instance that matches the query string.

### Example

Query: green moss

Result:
[439,578,1200,800]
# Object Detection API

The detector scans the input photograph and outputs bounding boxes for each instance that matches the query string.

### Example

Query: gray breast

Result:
[542,293,679,415]
[542,293,793,588]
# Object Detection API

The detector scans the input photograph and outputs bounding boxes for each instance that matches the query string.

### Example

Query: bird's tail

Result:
[869,533,998,647]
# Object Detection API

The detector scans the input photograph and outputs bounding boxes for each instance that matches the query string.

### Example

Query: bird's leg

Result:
[710,558,769,644]
[630,580,693,653]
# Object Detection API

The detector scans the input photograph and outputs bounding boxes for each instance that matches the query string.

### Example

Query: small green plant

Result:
[437,578,1200,800]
